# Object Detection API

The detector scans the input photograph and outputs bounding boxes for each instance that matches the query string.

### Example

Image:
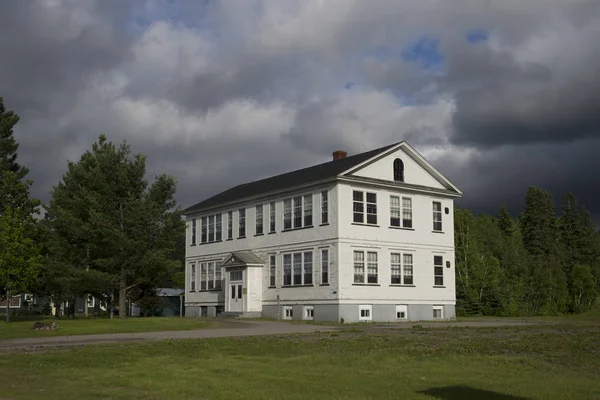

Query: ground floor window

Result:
[396,305,408,320]
[282,251,313,286]
[359,305,372,322]
[201,306,208,317]
[283,306,293,320]
[304,306,314,320]
[216,306,224,315]
[433,306,443,319]
[200,261,223,291]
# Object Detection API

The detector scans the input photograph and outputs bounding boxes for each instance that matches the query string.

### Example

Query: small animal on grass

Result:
[30,321,59,331]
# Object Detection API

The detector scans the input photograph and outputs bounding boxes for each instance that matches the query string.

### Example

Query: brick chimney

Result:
[332,150,347,161]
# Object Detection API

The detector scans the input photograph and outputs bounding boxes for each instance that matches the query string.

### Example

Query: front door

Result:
[229,282,243,312]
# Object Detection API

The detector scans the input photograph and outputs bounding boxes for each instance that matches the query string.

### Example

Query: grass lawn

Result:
[0,321,598,399]
[0,317,212,340]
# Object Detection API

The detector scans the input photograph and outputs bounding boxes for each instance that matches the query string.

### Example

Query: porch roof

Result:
[222,251,265,267]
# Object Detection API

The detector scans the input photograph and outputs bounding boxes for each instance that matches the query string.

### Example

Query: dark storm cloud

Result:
[1,0,599,226]
[446,44,600,147]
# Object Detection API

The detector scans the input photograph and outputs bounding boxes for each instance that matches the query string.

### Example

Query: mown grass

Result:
[0,321,598,400]
[0,317,211,340]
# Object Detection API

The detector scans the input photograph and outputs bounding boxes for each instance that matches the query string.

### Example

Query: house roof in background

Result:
[183,142,399,214]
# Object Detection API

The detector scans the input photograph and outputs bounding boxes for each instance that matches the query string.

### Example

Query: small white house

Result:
[183,141,462,323]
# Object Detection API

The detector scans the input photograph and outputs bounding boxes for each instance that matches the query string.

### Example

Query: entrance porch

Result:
[221,251,264,318]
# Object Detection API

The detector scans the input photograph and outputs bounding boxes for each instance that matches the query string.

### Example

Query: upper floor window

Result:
[393,158,404,182]
[191,219,197,245]
[433,201,442,231]
[321,190,328,224]
[353,190,377,224]
[208,216,215,242]
[201,217,207,243]
[227,211,233,239]
[390,196,412,228]
[200,214,222,244]
[238,208,246,238]
[269,202,276,232]
[215,214,222,241]
[284,195,313,230]
[256,204,264,235]
[283,199,292,230]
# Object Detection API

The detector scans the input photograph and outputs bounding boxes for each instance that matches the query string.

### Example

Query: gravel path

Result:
[0,320,338,351]
[0,318,553,351]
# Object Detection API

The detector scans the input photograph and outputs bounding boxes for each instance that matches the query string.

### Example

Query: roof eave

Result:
[183,176,339,216]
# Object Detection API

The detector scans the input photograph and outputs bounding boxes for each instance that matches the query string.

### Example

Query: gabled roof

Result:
[183,142,398,214]
[222,251,265,266]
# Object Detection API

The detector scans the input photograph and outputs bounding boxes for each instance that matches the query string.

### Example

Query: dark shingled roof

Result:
[183,142,399,214]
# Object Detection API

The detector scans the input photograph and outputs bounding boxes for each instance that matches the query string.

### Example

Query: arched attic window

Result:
[393,158,404,182]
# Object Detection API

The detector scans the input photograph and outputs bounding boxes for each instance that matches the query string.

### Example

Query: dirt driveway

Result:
[0,318,552,352]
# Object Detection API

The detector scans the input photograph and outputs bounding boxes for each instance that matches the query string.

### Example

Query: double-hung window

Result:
[353,190,377,224]
[433,201,442,231]
[215,214,222,241]
[282,251,314,286]
[199,262,222,291]
[269,202,276,232]
[227,211,233,239]
[256,205,264,235]
[283,254,292,286]
[392,253,414,285]
[208,216,215,242]
[321,191,328,224]
[353,191,364,223]
[303,195,312,226]
[238,208,246,237]
[354,250,378,284]
[434,256,444,286]
[190,263,196,291]
[390,196,413,228]
[283,195,313,230]
[283,199,292,230]
[201,217,207,243]
[321,249,329,284]
[191,219,197,245]
[269,255,276,287]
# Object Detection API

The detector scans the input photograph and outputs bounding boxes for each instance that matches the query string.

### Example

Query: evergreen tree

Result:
[520,187,558,256]
[497,205,515,237]
[0,98,42,322]
[0,97,28,181]
[44,135,185,319]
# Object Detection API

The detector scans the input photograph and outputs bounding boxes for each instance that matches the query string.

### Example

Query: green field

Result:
[0,318,598,400]
[0,317,211,340]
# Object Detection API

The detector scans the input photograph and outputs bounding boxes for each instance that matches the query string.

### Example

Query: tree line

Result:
[0,97,185,322]
[455,189,599,316]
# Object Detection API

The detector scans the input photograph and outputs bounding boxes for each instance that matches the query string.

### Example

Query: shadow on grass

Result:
[418,385,529,400]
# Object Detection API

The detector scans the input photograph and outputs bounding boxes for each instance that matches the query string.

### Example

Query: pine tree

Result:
[0,98,41,322]
[0,97,28,181]
[520,187,558,257]
[44,135,185,319]
[497,205,515,237]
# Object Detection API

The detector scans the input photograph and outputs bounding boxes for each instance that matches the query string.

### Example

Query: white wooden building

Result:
[183,142,462,322]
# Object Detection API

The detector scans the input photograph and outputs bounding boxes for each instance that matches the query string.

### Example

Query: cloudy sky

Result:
[2,0,600,223]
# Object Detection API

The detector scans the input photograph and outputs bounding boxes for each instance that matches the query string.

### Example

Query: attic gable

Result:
[342,142,462,194]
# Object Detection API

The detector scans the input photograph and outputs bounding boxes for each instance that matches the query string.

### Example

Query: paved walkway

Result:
[0,318,552,351]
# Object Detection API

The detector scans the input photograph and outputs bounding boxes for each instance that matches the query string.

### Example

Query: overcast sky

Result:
[2,0,599,223]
